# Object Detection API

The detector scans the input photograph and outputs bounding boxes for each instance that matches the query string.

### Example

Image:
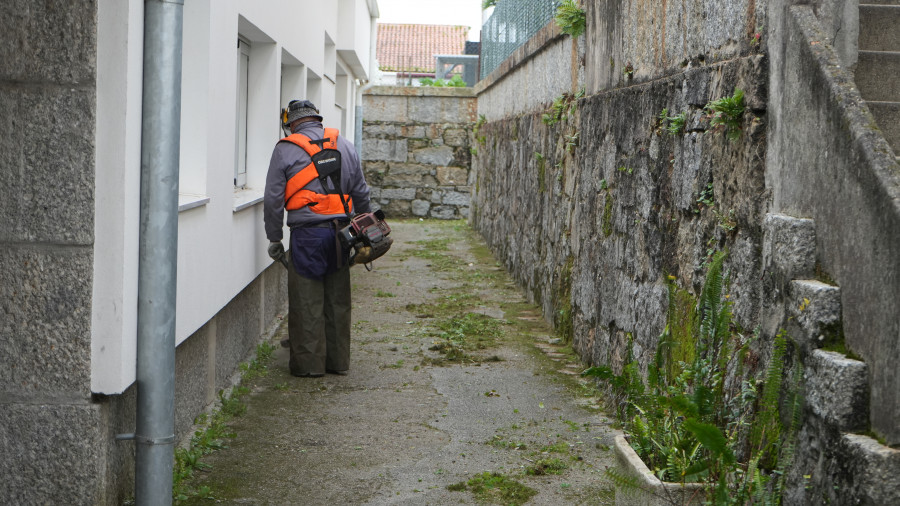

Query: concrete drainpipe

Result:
[134,0,183,503]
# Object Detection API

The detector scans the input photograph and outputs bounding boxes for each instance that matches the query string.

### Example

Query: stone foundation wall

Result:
[361,86,477,219]
[174,261,286,440]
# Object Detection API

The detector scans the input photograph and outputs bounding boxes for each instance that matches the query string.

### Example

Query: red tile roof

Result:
[377,23,468,73]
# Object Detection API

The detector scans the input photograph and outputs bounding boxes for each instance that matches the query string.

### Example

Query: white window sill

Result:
[178,193,210,213]
[233,188,264,212]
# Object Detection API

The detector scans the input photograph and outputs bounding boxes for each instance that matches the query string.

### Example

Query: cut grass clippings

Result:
[426,312,504,365]
[447,472,538,505]
[524,457,568,476]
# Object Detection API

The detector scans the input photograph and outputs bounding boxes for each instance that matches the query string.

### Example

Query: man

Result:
[264,100,371,377]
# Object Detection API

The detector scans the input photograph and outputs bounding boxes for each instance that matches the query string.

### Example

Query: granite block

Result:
[430,205,457,219]
[413,146,454,166]
[435,166,468,186]
[443,128,469,147]
[806,349,868,431]
[378,188,416,200]
[789,279,842,345]
[0,0,98,84]
[0,87,95,244]
[441,190,470,206]
[0,401,104,504]
[838,434,900,504]
[763,213,817,281]
[361,138,408,162]
[411,199,430,216]
[0,246,93,395]
[361,95,408,123]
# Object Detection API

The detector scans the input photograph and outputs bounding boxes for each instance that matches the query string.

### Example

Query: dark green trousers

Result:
[287,263,351,376]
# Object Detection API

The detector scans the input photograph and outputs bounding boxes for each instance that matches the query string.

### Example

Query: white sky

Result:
[376,0,485,41]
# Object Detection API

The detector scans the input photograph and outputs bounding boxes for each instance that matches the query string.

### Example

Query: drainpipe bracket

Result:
[115,433,176,445]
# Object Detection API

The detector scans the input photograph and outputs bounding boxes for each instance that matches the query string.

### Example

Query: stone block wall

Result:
[361,86,477,219]
[0,0,119,503]
[473,53,769,380]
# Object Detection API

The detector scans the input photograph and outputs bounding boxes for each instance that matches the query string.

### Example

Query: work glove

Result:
[268,242,290,269]
[267,241,285,260]
[349,245,374,266]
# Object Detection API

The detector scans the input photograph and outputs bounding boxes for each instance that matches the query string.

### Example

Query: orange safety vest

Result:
[280,128,353,215]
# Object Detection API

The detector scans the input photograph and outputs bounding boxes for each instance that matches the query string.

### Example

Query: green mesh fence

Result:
[481,0,559,78]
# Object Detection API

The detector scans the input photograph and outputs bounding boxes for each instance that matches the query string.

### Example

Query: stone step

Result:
[789,280,842,349]
[859,5,900,52]
[807,350,868,431]
[861,0,900,5]
[763,214,818,281]
[867,100,900,154]
[856,51,900,101]
[838,434,900,504]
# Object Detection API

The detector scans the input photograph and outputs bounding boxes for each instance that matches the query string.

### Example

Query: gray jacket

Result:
[264,121,371,242]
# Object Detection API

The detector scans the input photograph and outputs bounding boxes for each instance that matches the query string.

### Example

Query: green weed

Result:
[418,75,466,87]
[488,435,528,450]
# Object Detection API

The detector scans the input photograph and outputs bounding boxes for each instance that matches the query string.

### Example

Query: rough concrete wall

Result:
[0,0,126,503]
[476,22,584,121]
[584,0,766,94]
[361,86,476,219]
[766,0,900,462]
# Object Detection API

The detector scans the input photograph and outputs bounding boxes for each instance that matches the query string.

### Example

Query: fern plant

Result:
[555,0,586,38]
[706,89,745,141]
[658,108,687,135]
[584,253,738,483]
[586,251,802,504]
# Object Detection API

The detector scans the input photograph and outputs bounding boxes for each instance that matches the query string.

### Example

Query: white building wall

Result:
[92,0,378,393]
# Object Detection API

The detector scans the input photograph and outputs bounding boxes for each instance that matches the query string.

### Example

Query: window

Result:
[335,65,349,134]
[234,37,250,188]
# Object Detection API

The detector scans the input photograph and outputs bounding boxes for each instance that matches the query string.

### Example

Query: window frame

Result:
[234,36,251,188]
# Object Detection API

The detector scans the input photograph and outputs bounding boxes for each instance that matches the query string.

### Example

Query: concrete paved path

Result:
[181,220,618,505]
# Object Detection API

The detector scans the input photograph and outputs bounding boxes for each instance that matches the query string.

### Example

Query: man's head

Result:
[285,99,323,130]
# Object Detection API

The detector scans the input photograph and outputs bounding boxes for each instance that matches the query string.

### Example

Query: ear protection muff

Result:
[281,107,290,136]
